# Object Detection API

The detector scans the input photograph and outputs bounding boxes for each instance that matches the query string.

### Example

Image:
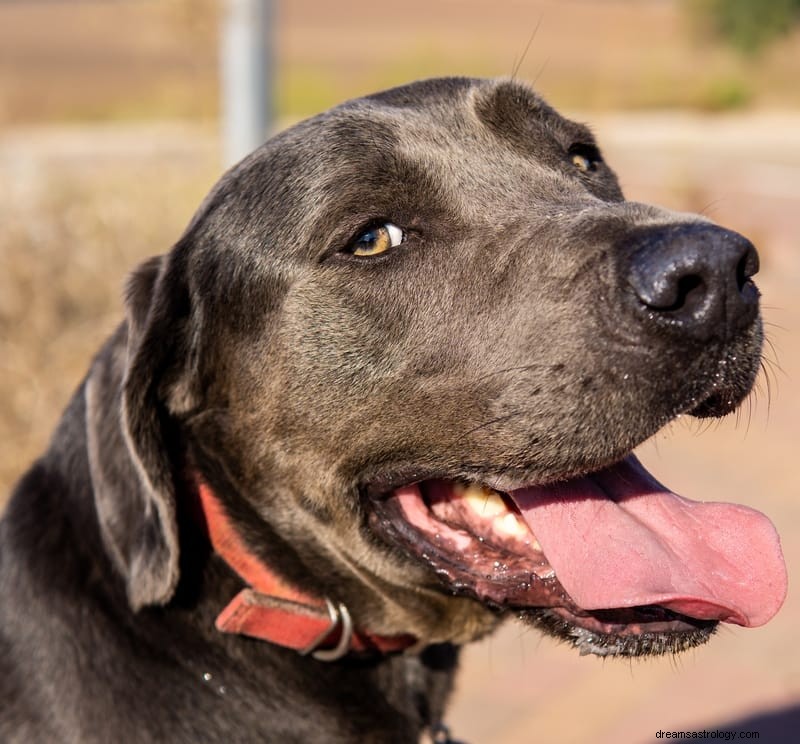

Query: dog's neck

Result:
[194,479,418,660]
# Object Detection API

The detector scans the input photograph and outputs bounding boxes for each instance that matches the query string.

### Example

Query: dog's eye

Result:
[569,145,602,173]
[348,223,404,257]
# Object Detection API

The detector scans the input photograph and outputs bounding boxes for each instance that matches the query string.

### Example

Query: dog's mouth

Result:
[369,454,787,657]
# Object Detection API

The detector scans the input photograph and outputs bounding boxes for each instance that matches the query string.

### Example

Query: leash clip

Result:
[299,598,354,662]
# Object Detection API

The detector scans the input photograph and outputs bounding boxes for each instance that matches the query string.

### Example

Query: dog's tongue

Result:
[508,455,787,627]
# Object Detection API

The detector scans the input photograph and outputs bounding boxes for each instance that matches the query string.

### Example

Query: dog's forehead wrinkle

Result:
[386,139,613,229]
[189,82,617,272]
[339,85,568,204]
[186,77,622,271]
[392,142,578,226]
[472,77,598,153]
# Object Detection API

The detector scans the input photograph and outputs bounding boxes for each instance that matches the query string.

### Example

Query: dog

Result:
[0,77,787,743]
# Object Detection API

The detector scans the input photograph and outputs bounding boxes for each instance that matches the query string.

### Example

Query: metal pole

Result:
[220,0,274,167]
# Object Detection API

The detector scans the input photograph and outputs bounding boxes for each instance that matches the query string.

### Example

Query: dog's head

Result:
[89,78,786,657]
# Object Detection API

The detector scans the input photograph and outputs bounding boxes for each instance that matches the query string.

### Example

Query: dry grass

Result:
[0,144,219,493]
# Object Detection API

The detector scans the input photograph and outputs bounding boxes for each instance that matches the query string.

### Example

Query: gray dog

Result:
[0,78,787,743]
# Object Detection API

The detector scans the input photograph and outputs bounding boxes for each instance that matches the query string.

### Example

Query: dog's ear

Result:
[86,249,198,611]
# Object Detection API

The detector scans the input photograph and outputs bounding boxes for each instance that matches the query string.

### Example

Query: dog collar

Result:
[195,481,417,660]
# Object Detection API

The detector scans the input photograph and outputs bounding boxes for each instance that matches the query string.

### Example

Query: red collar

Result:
[196,481,417,660]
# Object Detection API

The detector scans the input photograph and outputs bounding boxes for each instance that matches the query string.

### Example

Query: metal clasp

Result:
[299,598,354,662]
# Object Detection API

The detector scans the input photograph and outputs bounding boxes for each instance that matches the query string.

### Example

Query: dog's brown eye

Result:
[572,153,592,172]
[569,145,601,173]
[349,223,404,257]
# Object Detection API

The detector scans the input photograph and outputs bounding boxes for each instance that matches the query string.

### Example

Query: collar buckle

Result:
[300,598,354,662]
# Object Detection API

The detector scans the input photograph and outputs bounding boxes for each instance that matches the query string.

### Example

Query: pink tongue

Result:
[508,455,787,627]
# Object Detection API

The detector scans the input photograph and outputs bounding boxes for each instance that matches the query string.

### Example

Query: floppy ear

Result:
[86,249,198,611]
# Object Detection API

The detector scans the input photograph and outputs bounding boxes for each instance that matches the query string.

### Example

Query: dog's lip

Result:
[368,454,787,631]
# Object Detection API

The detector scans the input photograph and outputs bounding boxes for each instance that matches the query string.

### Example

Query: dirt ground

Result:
[1,107,798,743]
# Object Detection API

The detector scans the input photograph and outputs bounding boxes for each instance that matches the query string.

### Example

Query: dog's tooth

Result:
[496,511,528,538]
[463,484,507,517]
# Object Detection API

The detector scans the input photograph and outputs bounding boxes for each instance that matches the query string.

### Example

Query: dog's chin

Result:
[367,447,786,658]
[516,607,715,658]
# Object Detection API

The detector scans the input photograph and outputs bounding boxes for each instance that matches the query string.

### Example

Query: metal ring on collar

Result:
[299,598,354,662]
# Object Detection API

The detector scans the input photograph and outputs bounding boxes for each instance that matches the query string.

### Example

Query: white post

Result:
[220,0,274,167]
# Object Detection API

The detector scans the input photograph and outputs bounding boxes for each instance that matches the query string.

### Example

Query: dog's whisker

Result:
[761,337,784,377]
[695,197,727,219]
[531,56,551,90]
[745,393,753,434]
[456,411,524,442]
[510,18,543,80]
[759,360,774,420]
[669,649,686,673]
[700,417,718,436]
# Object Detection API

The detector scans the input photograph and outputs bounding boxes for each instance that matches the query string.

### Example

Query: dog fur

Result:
[0,78,764,743]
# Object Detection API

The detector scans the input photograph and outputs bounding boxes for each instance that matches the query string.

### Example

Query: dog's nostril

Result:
[626,225,760,341]
[628,257,708,313]
[666,274,704,313]
[736,247,759,292]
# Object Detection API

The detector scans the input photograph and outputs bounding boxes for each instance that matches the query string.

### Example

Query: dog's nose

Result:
[627,224,760,341]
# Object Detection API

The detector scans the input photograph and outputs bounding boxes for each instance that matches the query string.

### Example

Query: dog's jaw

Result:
[367,453,786,657]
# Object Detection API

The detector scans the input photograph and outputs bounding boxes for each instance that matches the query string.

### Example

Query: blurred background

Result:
[0,1,798,742]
